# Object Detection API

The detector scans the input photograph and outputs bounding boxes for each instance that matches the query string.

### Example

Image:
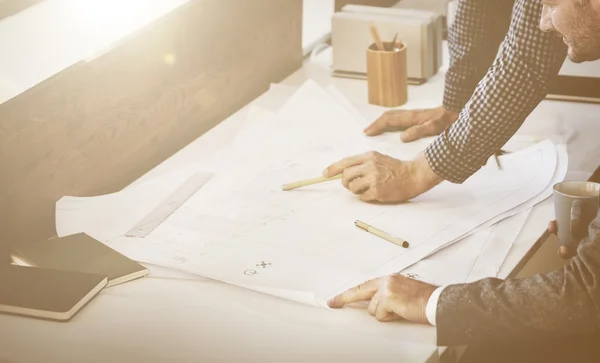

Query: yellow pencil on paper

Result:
[355,220,410,248]
[281,174,342,191]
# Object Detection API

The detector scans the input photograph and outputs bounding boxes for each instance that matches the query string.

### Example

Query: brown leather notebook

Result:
[12,233,148,287]
[0,265,107,321]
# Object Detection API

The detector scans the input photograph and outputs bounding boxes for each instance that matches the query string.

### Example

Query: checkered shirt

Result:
[424,0,567,183]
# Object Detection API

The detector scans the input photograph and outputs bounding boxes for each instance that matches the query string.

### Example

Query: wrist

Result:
[412,153,445,190]
[439,107,459,128]
[441,102,462,114]
[442,107,459,119]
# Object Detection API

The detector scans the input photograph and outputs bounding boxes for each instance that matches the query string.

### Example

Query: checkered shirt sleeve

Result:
[425,0,567,184]
[443,0,514,112]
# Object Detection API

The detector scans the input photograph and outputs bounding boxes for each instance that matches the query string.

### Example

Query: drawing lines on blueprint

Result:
[321,145,557,298]
[464,223,499,282]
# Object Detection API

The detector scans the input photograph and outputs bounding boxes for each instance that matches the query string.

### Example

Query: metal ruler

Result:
[125,172,213,238]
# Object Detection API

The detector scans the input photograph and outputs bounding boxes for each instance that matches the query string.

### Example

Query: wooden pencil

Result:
[369,24,385,51]
[390,33,398,51]
[281,174,342,191]
[355,220,409,248]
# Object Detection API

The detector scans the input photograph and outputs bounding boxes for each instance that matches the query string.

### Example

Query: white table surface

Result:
[3,6,600,363]
[0,6,437,363]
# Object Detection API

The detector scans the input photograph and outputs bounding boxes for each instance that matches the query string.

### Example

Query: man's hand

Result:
[548,220,578,259]
[327,274,438,324]
[323,151,444,203]
[364,106,459,142]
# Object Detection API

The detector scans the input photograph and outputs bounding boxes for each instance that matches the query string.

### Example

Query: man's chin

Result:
[567,49,599,63]
[567,54,585,63]
[567,49,600,63]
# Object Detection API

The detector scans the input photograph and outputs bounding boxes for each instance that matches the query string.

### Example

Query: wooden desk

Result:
[0,0,303,249]
[0,2,439,362]
[2,3,600,362]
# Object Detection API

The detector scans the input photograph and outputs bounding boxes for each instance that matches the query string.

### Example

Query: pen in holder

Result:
[366,41,408,107]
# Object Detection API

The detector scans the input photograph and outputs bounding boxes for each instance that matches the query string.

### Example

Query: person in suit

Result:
[327,1,600,361]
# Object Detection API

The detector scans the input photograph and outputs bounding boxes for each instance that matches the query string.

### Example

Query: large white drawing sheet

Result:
[55,109,530,292]
[56,79,567,309]
[399,209,532,286]
[98,81,563,308]
[56,164,215,242]
[153,146,562,306]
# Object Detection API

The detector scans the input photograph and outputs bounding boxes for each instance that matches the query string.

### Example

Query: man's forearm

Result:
[428,0,567,184]
[443,0,514,112]
[436,216,600,346]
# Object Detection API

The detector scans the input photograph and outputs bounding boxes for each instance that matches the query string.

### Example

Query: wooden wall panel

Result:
[0,0,302,247]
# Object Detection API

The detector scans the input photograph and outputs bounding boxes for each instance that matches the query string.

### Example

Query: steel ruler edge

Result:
[125,172,214,238]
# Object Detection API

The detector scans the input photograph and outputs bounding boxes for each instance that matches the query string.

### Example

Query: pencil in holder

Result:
[366,41,408,107]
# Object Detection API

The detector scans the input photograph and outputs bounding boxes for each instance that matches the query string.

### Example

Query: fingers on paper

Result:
[364,110,419,136]
[401,122,438,142]
[364,113,393,136]
[342,165,366,188]
[323,151,379,177]
[327,278,382,308]
[375,302,397,322]
[359,188,379,202]
[348,177,371,195]
[367,295,379,315]
[366,292,397,322]
[342,164,376,195]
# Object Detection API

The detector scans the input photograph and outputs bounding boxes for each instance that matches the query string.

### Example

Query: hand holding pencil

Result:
[281,151,443,204]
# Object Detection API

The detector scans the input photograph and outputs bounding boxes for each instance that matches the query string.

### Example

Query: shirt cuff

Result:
[424,130,484,184]
[426,286,446,326]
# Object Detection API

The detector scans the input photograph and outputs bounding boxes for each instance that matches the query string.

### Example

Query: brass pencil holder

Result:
[366,41,408,107]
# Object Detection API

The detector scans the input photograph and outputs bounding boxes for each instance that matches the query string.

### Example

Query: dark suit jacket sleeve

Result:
[436,214,600,346]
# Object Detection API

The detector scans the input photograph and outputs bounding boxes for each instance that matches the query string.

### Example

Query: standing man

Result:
[327,0,600,361]
[323,0,566,207]
[325,0,574,260]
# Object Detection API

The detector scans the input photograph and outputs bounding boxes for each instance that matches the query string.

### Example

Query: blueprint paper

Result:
[55,166,214,242]
[153,144,563,306]
[399,208,532,286]
[57,80,567,309]
[464,208,533,283]
[101,144,563,307]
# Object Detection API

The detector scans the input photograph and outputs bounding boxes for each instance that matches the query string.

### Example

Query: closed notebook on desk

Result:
[0,265,107,321]
[12,233,148,287]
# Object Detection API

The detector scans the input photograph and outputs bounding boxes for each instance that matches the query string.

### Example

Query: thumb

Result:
[364,115,389,136]
[548,220,558,235]
[558,245,574,259]
[400,123,435,142]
